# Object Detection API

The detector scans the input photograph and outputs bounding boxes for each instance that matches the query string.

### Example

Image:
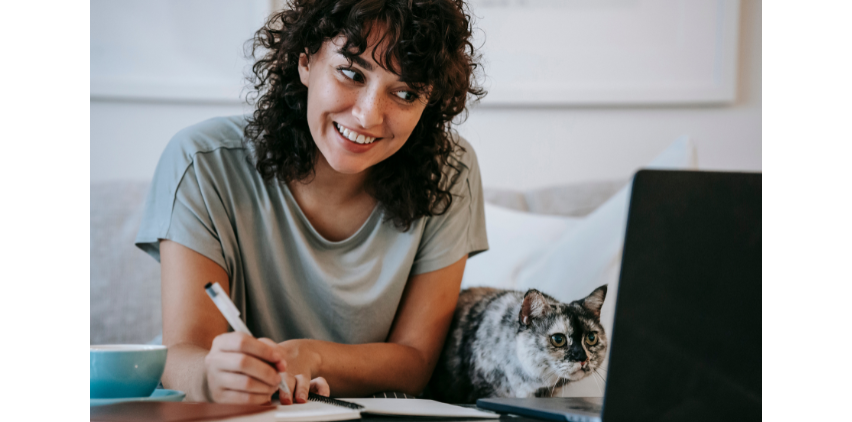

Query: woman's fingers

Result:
[205,351,281,388]
[214,371,279,395]
[293,374,311,403]
[309,377,330,397]
[213,332,282,363]
[278,376,329,405]
[257,338,287,372]
[279,373,298,405]
[206,333,292,404]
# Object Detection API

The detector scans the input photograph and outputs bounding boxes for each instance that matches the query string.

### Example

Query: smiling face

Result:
[297,32,429,176]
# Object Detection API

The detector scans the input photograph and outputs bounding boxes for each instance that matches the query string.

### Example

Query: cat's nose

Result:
[568,348,587,362]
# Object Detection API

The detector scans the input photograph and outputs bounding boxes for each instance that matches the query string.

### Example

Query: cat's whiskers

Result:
[589,369,602,394]
[592,369,607,395]
[542,369,559,398]
[548,368,563,398]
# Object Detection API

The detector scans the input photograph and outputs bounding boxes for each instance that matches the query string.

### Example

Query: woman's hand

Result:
[274,339,329,404]
[204,332,287,404]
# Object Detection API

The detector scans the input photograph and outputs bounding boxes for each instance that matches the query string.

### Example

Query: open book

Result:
[274,398,500,421]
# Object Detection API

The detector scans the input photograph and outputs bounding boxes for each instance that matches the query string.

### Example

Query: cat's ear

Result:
[581,285,607,318]
[519,289,550,326]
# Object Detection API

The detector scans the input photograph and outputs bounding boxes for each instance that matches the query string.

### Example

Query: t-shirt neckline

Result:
[280,181,382,249]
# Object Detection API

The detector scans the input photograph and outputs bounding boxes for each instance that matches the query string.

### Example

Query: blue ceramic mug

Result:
[90,345,167,398]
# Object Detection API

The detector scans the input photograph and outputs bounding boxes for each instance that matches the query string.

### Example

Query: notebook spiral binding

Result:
[308,393,364,410]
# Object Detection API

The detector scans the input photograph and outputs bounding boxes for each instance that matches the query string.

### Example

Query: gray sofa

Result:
[90,180,624,345]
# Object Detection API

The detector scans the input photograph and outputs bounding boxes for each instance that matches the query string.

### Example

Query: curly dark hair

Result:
[245,0,485,230]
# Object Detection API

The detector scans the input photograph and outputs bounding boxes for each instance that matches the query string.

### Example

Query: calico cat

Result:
[428,286,607,403]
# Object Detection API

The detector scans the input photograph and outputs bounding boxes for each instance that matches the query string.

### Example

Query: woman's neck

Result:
[292,153,370,204]
[286,153,377,241]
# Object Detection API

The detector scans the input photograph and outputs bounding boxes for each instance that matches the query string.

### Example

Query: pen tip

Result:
[204,282,213,289]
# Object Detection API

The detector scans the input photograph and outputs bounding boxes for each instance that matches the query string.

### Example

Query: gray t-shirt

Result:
[135,115,488,345]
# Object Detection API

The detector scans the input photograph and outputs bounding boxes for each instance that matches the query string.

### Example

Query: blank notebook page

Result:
[340,398,499,418]
[274,402,360,422]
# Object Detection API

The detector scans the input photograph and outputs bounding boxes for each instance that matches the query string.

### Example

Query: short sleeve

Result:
[410,138,489,275]
[134,116,246,273]
[135,162,229,273]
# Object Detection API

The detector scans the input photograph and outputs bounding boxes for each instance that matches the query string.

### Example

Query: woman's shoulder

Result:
[165,115,250,158]
[153,115,251,178]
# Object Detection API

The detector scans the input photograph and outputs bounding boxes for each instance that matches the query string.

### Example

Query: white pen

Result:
[204,282,292,399]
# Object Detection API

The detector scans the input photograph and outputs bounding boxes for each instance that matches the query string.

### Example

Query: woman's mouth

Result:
[334,122,379,145]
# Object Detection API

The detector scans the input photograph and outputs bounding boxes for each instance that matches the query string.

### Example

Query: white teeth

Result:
[335,123,377,144]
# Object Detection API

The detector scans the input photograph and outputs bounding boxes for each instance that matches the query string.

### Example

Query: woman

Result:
[135,0,486,404]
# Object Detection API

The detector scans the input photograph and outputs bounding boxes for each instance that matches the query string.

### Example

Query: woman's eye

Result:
[549,334,566,347]
[340,68,363,83]
[394,90,418,103]
[585,332,598,346]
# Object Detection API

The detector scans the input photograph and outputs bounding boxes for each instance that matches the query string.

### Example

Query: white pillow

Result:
[463,136,698,397]
[461,205,581,290]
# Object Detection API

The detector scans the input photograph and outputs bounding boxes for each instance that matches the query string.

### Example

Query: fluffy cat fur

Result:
[428,286,608,403]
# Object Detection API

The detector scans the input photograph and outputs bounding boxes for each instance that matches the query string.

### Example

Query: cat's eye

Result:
[549,334,567,347]
[585,332,598,346]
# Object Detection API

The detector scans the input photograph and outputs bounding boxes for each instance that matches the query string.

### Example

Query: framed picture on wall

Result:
[471,0,740,105]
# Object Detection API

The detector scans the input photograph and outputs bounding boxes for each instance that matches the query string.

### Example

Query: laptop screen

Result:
[602,170,761,421]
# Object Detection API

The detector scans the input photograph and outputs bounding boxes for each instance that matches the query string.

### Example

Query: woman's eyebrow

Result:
[338,49,411,84]
[343,52,374,72]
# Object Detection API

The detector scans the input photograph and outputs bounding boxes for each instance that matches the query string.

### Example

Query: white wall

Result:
[90,0,761,190]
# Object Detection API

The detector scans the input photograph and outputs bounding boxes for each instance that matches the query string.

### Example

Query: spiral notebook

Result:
[274,395,499,421]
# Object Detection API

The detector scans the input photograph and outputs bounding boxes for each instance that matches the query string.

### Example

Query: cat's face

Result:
[516,286,608,385]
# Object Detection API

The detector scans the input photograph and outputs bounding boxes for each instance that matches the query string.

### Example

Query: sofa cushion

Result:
[90,181,161,345]
[485,180,625,217]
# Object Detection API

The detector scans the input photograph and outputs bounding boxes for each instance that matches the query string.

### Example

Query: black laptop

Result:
[477,170,761,422]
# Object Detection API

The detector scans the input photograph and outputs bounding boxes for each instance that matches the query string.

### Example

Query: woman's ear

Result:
[298,52,310,87]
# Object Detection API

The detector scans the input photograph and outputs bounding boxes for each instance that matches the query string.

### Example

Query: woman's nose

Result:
[352,90,384,129]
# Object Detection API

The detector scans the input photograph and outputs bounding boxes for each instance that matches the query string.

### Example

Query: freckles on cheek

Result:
[328,87,351,111]
[334,95,347,109]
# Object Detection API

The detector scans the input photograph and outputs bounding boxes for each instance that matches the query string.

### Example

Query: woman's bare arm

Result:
[160,240,228,400]
[160,240,285,403]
